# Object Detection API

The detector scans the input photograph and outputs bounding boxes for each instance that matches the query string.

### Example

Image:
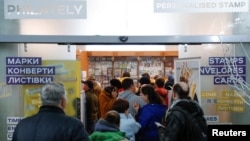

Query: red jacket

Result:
[155,88,168,107]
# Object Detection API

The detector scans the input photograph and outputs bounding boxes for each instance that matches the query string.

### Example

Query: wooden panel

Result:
[87,51,114,56]
[77,50,89,75]
[86,51,178,57]
[163,51,178,56]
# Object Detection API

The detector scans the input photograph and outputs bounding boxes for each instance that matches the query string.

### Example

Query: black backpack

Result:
[157,100,208,141]
[172,105,208,141]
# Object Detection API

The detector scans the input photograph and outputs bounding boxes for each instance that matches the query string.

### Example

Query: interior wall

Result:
[0,0,234,36]
[19,44,76,60]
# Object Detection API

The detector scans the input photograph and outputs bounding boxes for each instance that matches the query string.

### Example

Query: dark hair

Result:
[164,75,175,90]
[122,78,134,90]
[81,80,94,89]
[112,99,129,113]
[154,75,159,80]
[110,79,122,89]
[122,72,130,77]
[141,84,164,104]
[141,72,150,79]
[104,86,117,97]
[104,110,120,126]
[139,77,150,85]
[155,78,165,88]
[172,82,190,99]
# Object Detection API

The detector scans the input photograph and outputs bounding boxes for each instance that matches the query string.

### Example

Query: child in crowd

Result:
[112,99,141,141]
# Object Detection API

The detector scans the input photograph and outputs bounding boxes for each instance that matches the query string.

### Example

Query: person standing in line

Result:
[135,76,151,96]
[99,86,118,118]
[141,72,155,85]
[155,77,169,108]
[112,99,141,141]
[163,82,207,141]
[134,84,167,141]
[164,71,175,90]
[110,78,124,94]
[82,80,99,134]
[89,110,128,141]
[117,78,146,118]
[119,72,131,83]
[12,83,90,141]
[87,75,102,97]
[141,72,150,79]
[153,75,160,81]
[164,71,175,104]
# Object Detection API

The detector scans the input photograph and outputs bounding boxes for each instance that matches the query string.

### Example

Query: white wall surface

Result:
[18,0,232,36]
[18,44,76,60]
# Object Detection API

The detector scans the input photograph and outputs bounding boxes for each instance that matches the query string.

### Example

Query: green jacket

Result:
[89,131,128,141]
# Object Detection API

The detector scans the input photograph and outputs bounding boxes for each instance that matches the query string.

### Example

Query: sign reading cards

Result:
[4,0,87,19]
[6,57,55,85]
[200,56,246,85]
[154,0,249,13]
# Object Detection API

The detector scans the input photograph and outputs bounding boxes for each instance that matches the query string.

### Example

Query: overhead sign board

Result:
[4,0,87,19]
[154,0,249,13]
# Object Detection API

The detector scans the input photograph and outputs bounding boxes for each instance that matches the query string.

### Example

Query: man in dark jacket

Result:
[163,82,207,141]
[82,80,99,134]
[12,83,90,141]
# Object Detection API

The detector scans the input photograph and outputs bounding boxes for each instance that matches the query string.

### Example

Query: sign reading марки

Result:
[6,57,55,85]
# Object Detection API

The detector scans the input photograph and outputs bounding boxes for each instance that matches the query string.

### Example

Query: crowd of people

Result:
[12,71,207,141]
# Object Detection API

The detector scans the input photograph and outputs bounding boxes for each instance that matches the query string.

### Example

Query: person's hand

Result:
[133,101,139,112]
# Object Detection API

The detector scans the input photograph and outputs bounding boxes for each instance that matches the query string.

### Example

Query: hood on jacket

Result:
[94,118,119,132]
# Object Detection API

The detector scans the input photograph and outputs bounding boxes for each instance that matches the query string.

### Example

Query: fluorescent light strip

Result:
[85,45,166,51]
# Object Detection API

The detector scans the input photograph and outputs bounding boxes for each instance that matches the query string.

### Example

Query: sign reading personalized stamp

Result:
[4,0,87,19]
[154,0,249,13]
